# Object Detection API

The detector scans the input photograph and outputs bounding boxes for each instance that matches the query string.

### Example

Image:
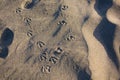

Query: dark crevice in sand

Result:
[94,18,119,69]
[53,25,62,37]
[53,5,61,20]
[94,0,113,17]
[24,0,40,9]
[24,55,33,63]
[81,15,89,27]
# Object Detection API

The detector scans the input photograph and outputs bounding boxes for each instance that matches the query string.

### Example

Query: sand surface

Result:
[0,0,120,80]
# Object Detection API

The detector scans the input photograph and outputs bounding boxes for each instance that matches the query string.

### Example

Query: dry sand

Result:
[0,0,120,80]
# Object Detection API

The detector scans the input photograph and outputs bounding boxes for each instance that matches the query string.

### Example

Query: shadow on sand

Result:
[0,28,14,59]
[94,0,119,69]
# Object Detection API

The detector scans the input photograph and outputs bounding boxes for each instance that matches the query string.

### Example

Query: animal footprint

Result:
[64,30,75,41]
[61,5,68,10]
[24,17,32,26]
[16,8,22,14]
[38,54,47,61]
[58,20,67,25]
[37,41,45,48]
[38,49,49,62]
[41,65,51,74]
[66,35,75,41]
[21,0,40,9]
[54,47,63,56]
[49,57,58,64]
[27,30,33,37]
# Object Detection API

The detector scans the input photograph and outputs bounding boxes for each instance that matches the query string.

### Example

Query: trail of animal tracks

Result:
[0,0,120,80]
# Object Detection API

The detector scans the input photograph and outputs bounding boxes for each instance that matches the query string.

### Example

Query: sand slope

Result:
[0,0,120,80]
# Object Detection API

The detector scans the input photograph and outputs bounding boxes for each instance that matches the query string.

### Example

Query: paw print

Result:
[27,30,33,37]
[37,41,45,48]
[58,20,67,25]
[49,56,58,64]
[16,7,22,14]
[24,17,32,26]
[41,65,51,74]
[61,5,68,11]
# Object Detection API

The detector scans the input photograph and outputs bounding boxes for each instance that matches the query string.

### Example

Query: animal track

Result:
[0,47,8,59]
[38,47,63,64]
[38,49,49,62]
[39,54,47,61]
[64,30,76,41]
[16,8,22,14]
[61,5,68,11]
[37,41,45,48]
[49,56,58,64]
[41,65,51,74]
[58,20,67,25]
[54,47,63,55]
[22,0,40,9]
[66,35,75,41]
[27,30,33,37]
[24,17,32,26]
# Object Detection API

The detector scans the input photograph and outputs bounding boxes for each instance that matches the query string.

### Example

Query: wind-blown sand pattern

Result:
[0,0,120,80]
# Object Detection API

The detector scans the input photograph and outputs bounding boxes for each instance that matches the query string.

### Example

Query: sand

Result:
[0,0,120,80]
